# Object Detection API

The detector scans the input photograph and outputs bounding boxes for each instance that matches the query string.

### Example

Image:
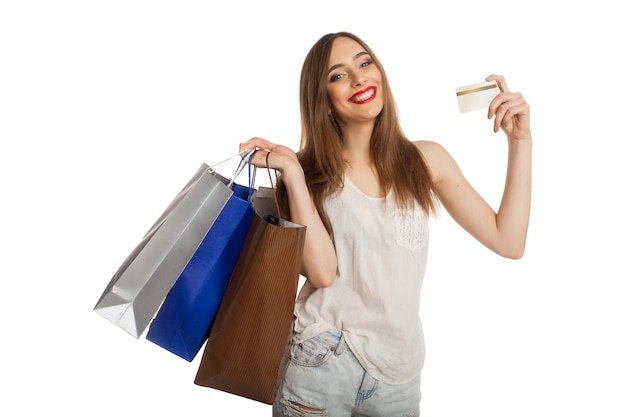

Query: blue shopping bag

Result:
[145,158,257,361]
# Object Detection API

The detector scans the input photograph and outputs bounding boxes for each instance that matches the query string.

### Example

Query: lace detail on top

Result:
[395,210,428,251]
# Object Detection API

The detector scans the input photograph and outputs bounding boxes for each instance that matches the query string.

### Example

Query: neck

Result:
[341,121,374,165]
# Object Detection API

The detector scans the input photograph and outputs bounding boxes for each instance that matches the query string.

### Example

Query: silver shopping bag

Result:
[94,156,249,338]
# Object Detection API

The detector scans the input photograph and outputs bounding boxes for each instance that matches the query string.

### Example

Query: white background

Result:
[1,1,624,416]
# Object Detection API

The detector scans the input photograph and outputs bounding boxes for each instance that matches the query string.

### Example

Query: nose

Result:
[352,74,366,87]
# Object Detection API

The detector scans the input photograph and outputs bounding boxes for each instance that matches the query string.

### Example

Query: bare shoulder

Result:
[413,139,447,158]
[412,140,459,183]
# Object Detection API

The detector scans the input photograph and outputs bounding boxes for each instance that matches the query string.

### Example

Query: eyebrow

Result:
[327,51,370,75]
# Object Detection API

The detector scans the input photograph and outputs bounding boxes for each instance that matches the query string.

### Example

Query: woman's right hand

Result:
[239,137,301,178]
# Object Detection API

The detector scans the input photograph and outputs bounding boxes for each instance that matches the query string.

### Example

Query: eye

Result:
[360,59,373,68]
[329,73,345,83]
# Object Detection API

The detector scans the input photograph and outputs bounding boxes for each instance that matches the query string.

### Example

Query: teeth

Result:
[351,88,375,103]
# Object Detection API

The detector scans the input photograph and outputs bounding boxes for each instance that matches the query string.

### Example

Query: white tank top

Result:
[292,175,429,384]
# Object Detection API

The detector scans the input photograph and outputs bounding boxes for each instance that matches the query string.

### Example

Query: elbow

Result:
[314,276,336,289]
[301,248,338,288]
[302,264,337,289]
[307,270,337,288]
[495,242,526,260]
[504,250,525,260]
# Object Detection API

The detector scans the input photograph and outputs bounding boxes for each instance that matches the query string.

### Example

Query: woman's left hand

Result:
[486,74,531,141]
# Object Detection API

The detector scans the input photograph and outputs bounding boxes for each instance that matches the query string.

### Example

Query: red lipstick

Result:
[349,86,377,104]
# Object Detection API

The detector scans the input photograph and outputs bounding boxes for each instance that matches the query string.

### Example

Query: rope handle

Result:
[207,148,280,222]
[264,150,282,222]
[205,149,252,186]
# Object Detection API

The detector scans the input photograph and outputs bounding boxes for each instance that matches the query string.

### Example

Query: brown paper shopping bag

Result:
[194,181,306,404]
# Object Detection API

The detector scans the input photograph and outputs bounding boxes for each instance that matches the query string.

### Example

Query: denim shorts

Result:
[273,329,421,417]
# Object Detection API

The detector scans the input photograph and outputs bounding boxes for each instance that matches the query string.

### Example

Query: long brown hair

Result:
[278,32,438,233]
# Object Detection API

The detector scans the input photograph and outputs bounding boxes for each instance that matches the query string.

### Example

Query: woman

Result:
[240,32,532,417]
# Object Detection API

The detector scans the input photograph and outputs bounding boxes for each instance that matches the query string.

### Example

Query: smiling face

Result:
[326,36,384,127]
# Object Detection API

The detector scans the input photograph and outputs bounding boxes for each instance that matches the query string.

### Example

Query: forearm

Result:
[281,164,338,288]
[495,137,533,258]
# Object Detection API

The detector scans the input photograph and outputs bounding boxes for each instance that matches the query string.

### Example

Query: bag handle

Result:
[246,150,258,201]
[206,150,257,193]
[208,151,244,172]
[238,149,282,225]
[210,149,279,219]
[264,151,282,224]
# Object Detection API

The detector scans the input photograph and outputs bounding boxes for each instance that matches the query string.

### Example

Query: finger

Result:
[486,74,510,93]
[251,148,271,168]
[494,96,529,132]
[493,106,507,133]
[247,148,262,168]
[503,98,530,128]
[503,96,527,111]
[241,137,272,153]
[488,91,522,119]
[243,146,272,169]
[242,137,262,151]
[492,99,514,133]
